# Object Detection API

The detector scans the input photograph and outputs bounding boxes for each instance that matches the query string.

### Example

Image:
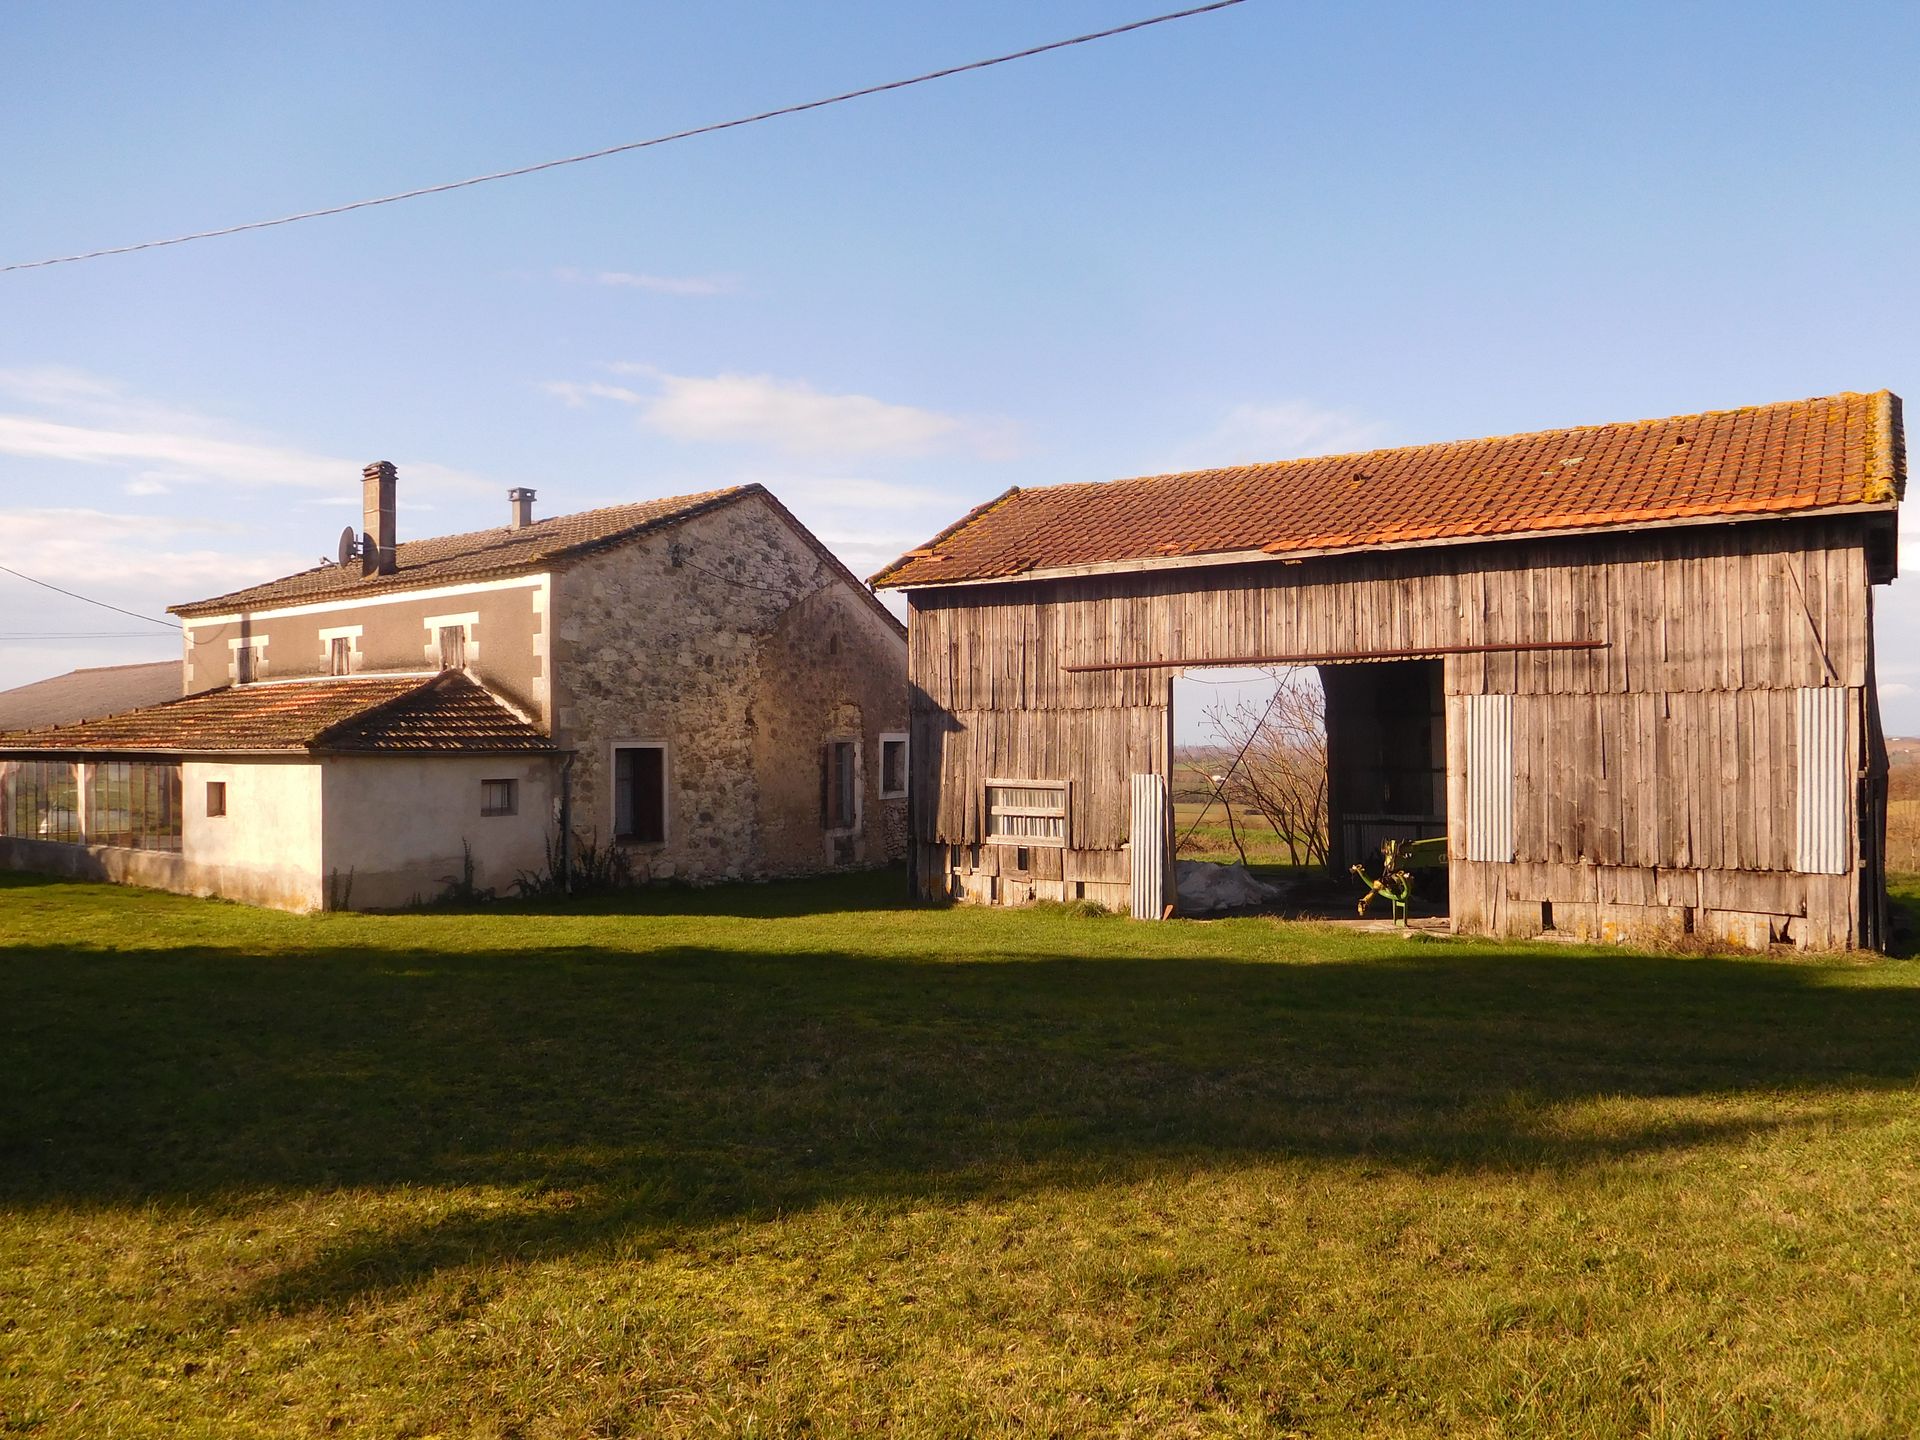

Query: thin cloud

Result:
[550,365,1018,460]
[640,371,962,457]
[1165,399,1389,471]
[0,507,309,603]
[554,267,737,297]
[0,367,494,497]
[540,380,648,410]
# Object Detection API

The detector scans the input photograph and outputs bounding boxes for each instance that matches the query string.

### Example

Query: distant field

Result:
[1889,796,1920,872]
[1173,799,1310,868]
[6,868,1920,1436]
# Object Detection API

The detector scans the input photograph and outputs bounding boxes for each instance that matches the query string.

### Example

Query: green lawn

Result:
[4,869,1920,1437]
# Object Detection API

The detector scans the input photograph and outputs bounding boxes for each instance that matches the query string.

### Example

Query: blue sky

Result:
[3,1,1916,733]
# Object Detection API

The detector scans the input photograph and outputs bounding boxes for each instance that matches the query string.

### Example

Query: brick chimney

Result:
[508,487,536,530]
[361,461,397,576]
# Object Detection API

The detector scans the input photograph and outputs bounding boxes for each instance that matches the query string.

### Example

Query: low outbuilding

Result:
[0,671,561,910]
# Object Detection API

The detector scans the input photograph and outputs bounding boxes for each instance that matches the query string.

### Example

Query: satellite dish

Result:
[336,526,358,565]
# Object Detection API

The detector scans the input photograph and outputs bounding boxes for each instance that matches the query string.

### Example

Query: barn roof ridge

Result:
[871,389,1903,588]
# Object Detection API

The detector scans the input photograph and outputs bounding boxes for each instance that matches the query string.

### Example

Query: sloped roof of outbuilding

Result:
[0,659,183,733]
[871,390,1905,588]
[0,672,556,756]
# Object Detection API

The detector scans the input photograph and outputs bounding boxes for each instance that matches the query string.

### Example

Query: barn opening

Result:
[1171,659,1449,920]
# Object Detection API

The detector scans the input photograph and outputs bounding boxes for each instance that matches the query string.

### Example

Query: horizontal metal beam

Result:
[1062,639,1608,673]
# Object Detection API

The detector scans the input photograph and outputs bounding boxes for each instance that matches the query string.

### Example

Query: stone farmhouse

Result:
[0,467,908,909]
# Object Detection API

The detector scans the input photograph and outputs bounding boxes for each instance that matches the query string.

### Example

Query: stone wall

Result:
[550,493,907,881]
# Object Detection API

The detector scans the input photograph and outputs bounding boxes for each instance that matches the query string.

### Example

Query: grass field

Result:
[1172,799,1309,867]
[5,868,1920,1437]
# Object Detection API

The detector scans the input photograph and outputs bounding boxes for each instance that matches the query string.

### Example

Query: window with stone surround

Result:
[822,739,857,831]
[613,744,666,844]
[879,733,908,799]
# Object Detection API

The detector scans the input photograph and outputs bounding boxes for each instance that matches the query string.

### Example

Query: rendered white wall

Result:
[182,759,326,909]
[318,754,557,908]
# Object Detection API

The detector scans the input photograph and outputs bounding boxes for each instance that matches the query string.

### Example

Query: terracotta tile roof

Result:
[170,485,753,617]
[0,673,556,755]
[872,391,1905,588]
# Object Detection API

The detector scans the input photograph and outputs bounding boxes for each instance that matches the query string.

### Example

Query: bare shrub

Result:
[1195,668,1329,867]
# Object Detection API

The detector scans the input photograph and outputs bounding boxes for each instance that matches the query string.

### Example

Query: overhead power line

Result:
[0,563,178,629]
[0,631,173,640]
[3,0,1250,275]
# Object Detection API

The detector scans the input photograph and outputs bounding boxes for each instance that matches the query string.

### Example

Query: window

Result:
[329,636,353,676]
[613,745,666,843]
[437,625,467,670]
[85,761,182,852]
[879,733,908,799]
[231,637,266,684]
[480,779,517,817]
[822,740,856,831]
[206,781,227,817]
[985,780,1067,847]
[0,760,81,843]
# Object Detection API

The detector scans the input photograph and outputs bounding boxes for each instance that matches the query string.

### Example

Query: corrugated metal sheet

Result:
[1465,694,1514,863]
[1796,687,1850,875]
[1130,772,1167,920]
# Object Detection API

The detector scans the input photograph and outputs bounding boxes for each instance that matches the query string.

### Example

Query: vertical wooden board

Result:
[1445,690,1468,859]
[1663,692,1686,868]
[1597,694,1622,865]
[1734,689,1756,870]
[1759,552,1785,689]
[1614,694,1639,866]
[1754,687,1778,869]
[1719,690,1743,869]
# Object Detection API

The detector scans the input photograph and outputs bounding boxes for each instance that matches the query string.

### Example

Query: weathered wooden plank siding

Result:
[907,516,1884,949]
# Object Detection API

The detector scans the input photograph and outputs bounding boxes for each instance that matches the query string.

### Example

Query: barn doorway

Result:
[1170,659,1449,921]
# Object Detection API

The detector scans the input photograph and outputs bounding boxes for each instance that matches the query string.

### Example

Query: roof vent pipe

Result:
[361,461,398,576]
[508,487,536,530]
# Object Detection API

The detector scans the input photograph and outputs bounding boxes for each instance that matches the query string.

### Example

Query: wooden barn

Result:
[871,391,1906,952]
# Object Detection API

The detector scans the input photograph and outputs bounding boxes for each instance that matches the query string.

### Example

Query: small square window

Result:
[205,781,227,817]
[480,778,517,817]
[985,780,1067,848]
[329,636,353,676]
[438,625,467,670]
[879,734,908,799]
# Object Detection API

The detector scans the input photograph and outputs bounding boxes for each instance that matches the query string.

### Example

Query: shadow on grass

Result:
[6,887,1920,1316]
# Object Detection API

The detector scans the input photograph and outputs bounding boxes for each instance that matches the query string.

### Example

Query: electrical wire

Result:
[0,563,178,629]
[3,1,1250,275]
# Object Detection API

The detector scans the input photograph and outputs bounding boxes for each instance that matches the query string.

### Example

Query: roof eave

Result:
[877,500,1904,593]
